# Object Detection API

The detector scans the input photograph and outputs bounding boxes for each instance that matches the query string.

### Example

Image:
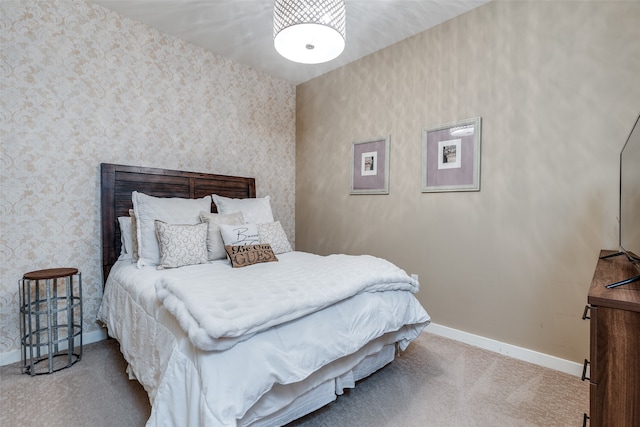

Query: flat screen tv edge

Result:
[600,113,640,289]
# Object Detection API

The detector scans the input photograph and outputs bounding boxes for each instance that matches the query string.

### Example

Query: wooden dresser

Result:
[584,250,640,426]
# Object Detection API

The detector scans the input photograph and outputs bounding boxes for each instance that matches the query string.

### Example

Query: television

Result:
[602,113,640,288]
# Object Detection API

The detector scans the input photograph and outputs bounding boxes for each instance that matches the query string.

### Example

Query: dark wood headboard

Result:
[100,163,256,284]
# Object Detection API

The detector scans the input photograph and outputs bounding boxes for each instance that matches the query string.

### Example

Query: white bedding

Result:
[156,252,421,350]
[98,252,430,426]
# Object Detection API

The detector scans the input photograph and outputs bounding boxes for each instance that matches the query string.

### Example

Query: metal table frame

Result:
[19,268,82,375]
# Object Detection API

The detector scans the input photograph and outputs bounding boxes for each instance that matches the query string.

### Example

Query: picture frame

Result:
[350,135,390,195]
[422,117,481,192]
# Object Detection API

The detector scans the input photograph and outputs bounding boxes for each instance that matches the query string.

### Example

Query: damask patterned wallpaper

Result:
[0,0,296,358]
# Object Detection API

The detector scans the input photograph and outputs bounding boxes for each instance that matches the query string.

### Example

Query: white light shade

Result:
[274,0,346,64]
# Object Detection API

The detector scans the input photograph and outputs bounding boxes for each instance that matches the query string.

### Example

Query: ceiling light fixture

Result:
[273,0,346,64]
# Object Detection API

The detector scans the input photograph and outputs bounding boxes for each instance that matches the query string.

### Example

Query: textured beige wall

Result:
[0,1,295,356]
[296,1,640,362]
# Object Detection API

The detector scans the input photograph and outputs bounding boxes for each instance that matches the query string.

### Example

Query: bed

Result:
[97,163,430,426]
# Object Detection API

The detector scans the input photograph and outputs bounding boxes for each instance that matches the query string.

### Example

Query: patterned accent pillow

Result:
[258,221,292,254]
[218,223,260,247]
[155,221,208,270]
[199,211,245,260]
[224,244,278,268]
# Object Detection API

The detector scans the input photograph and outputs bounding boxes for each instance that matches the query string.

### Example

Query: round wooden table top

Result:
[23,268,78,280]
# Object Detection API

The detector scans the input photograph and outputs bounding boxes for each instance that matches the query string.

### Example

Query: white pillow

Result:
[129,209,139,262]
[258,221,292,254]
[212,194,274,224]
[155,221,208,269]
[199,211,245,260]
[218,223,260,247]
[132,191,212,267]
[117,216,133,260]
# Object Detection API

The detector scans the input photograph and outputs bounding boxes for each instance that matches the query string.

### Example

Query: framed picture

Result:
[422,117,481,192]
[350,135,390,195]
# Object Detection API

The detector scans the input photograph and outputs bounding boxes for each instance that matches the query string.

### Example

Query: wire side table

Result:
[19,268,83,375]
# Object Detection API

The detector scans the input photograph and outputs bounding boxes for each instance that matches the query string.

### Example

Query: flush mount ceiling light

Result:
[273,0,346,64]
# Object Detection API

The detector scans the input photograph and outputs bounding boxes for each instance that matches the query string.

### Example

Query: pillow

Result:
[199,211,245,260]
[224,244,278,268]
[218,223,260,247]
[258,221,292,254]
[212,194,274,224]
[155,221,208,270]
[129,209,139,262]
[132,191,212,267]
[117,216,133,260]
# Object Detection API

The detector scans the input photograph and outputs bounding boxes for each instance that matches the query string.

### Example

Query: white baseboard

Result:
[0,329,108,367]
[426,323,584,377]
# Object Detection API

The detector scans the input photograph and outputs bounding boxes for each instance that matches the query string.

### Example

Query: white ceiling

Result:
[91,0,490,85]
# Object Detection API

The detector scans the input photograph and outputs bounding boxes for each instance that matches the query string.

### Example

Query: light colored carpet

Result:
[0,331,588,426]
[291,333,588,427]
[0,338,150,427]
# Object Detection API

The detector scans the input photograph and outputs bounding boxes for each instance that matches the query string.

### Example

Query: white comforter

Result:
[98,252,430,426]
[155,252,420,350]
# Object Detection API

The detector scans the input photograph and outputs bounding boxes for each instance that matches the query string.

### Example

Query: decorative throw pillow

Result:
[129,209,139,262]
[155,221,208,270]
[132,191,211,267]
[218,223,261,247]
[258,221,292,254]
[199,211,245,260]
[117,216,133,260]
[212,194,274,224]
[224,244,278,268]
